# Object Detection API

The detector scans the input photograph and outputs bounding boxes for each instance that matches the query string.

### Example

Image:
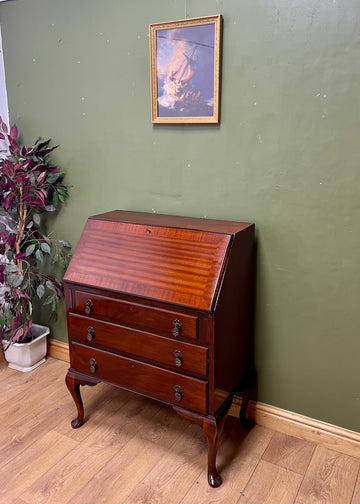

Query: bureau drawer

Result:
[73,290,198,340]
[70,343,208,413]
[69,313,208,376]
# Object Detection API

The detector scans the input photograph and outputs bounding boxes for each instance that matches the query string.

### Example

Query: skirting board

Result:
[47,340,360,459]
[47,338,70,363]
[229,396,360,459]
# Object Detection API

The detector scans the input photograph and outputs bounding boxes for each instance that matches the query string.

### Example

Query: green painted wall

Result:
[1,0,359,431]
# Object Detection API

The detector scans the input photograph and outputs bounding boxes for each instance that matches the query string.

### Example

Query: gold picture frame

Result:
[149,15,222,124]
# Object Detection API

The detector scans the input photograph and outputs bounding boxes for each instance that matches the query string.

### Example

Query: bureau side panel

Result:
[213,225,255,413]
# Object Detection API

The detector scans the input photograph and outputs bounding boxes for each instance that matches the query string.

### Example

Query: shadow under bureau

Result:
[64,210,255,487]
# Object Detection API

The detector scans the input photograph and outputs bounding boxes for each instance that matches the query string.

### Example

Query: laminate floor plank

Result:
[181,423,274,504]
[0,430,78,504]
[351,469,360,504]
[0,361,68,429]
[0,364,75,464]
[19,415,133,504]
[54,382,136,441]
[137,401,189,448]
[262,431,316,475]
[295,446,360,504]
[123,423,208,504]
[237,460,303,504]
[1,358,359,504]
[68,436,167,504]
[0,406,69,466]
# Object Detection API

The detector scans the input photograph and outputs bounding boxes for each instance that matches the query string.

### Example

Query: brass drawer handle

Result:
[85,299,93,315]
[172,319,182,337]
[174,349,183,367]
[87,326,95,342]
[174,385,183,402]
[89,358,97,373]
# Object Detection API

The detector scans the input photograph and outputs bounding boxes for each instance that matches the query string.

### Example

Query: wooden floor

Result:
[1,357,359,504]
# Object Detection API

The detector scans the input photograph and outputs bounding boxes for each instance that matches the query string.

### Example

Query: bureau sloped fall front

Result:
[64,210,255,487]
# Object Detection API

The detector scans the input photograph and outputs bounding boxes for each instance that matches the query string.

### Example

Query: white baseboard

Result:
[47,340,360,458]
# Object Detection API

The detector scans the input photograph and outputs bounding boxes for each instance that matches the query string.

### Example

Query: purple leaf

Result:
[0,265,5,283]
[37,171,46,183]
[13,327,24,343]
[15,288,30,300]
[10,124,18,140]
[7,233,16,246]
[24,159,34,169]
[33,164,48,171]
[9,137,19,153]
[15,252,27,260]
[24,320,32,338]
[39,188,47,201]
[3,194,14,211]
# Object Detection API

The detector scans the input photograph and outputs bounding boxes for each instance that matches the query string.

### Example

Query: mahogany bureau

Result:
[64,210,255,487]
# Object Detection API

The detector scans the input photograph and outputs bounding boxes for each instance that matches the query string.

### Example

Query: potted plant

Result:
[0,116,71,371]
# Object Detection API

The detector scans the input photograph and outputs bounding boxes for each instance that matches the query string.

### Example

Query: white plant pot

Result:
[3,323,49,372]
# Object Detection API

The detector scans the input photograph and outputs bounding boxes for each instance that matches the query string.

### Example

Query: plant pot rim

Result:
[5,323,50,347]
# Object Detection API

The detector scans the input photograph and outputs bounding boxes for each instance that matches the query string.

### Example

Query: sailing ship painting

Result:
[154,21,217,120]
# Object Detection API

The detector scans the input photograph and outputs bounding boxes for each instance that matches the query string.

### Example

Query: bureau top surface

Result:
[91,210,253,235]
[64,211,254,311]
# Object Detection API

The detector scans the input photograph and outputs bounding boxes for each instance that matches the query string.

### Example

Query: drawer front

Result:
[71,343,208,414]
[69,313,208,376]
[73,290,198,340]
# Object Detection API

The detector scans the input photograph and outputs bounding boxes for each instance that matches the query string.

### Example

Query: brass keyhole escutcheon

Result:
[85,299,93,315]
[89,358,97,373]
[87,326,95,341]
[174,385,183,402]
[174,349,183,367]
[172,319,182,337]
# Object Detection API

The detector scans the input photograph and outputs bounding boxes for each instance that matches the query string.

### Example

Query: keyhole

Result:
[147,228,152,234]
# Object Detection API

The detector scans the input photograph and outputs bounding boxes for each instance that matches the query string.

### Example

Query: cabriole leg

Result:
[65,369,99,429]
[65,371,84,428]
[173,404,230,488]
[203,415,227,487]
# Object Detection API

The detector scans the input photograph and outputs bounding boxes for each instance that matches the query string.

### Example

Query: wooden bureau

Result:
[64,210,255,487]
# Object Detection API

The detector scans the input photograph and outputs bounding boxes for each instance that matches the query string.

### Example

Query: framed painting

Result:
[149,15,222,124]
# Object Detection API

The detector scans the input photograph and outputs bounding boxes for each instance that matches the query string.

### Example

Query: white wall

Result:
[0,25,9,153]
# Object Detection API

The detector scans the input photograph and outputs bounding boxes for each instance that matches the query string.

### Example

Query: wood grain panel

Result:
[69,313,208,375]
[64,218,231,310]
[72,289,198,339]
[70,343,208,413]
